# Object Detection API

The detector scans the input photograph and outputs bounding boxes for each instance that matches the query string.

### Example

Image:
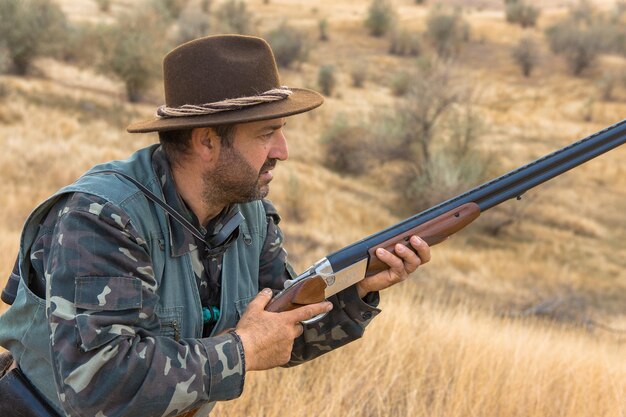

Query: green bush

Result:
[512,36,540,77]
[426,7,470,58]
[0,0,67,75]
[390,71,411,96]
[318,65,337,96]
[152,0,188,21]
[319,18,329,41]
[389,28,421,56]
[95,11,170,102]
[265,22,309,68]
[364,0,396,37]
[545,20,603,76]
[321,115,373,176]
[505,2,540,28]
[350,66,367,88]
[176,10,211,43]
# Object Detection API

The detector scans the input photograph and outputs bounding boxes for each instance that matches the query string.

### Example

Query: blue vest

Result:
[0,145,266,413]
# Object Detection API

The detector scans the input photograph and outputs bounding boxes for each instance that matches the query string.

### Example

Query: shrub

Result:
[389,28,421,56]
[512,36,540,77]
[0,0,67,75]
[318,65,337,96]
[597,71,617,101]
[505,2,540,28]
[265,22,309,68]
[426,7,470,58]
[364,0,396,38]
[215,0,254,34]
[95,11,170,102]
[545,20,603,76]
[350,66,367,88]
[321,115,373,176]
[200,0,212,13]
[390,71,411,96]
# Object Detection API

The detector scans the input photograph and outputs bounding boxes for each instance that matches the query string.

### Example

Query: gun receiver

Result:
[266,118,626,314]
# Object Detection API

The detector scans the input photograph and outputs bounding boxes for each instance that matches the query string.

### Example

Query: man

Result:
[0,35,430,417]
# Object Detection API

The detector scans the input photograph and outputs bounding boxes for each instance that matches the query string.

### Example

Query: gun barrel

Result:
[328,118,626,271]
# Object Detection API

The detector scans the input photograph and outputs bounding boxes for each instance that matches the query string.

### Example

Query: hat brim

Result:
[127,88,323,133]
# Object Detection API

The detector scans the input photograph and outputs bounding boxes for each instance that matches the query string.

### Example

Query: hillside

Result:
[0,0,625,416]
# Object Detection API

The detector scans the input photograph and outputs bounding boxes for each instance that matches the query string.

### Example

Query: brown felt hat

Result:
[127,35,323,133]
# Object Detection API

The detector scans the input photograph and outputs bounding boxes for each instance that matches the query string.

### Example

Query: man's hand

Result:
[235,288,333,372]
[356,235,431,299]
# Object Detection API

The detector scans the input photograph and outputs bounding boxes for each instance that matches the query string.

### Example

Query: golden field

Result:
[0,0,625,416]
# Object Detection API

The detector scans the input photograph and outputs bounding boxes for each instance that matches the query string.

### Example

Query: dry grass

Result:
[1,0,625,414]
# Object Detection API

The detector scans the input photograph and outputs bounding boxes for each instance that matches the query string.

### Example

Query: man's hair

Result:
[158,124,236,166]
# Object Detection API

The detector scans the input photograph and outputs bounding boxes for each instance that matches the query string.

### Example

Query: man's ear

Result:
[190,127,220,164]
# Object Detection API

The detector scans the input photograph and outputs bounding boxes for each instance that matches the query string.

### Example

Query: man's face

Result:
[201,118,288,205]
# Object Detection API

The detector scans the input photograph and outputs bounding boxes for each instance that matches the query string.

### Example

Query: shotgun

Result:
[266,118,626,314]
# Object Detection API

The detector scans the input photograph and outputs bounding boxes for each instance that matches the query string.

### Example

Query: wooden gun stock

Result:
[365,202,481,276]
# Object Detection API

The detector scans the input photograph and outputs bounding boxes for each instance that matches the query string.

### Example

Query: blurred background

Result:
[0,0,625,415]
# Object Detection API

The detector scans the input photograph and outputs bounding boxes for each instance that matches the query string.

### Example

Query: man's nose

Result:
[270,130,289,161]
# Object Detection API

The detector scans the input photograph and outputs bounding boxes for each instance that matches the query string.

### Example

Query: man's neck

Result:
[171,164,223,226]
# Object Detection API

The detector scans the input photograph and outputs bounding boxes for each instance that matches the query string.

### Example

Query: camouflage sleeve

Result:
[258,200,381,366]
[45,193,244,417]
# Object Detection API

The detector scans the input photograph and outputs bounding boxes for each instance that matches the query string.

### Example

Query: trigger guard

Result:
[301,311,329,326]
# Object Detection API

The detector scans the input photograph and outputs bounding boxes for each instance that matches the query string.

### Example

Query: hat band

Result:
[156,87,293,118]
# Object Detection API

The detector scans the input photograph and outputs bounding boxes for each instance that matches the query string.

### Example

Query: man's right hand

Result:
[235,288,333,372]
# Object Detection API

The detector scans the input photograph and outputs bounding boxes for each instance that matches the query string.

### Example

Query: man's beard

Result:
[201,145,277,207]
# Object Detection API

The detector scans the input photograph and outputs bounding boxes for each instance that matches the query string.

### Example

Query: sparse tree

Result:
[96,11,170,102]
[512,36,540,77]
[426,7,470,58]
[0,0,67,75]
[505,0,540,28]
[364,0,396,38]
[545,19,603,76]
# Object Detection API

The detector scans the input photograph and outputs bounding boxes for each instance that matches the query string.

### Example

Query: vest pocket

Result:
[155,306,184,341]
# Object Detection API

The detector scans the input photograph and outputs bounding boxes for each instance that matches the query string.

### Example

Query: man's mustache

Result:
[260,159,277,173]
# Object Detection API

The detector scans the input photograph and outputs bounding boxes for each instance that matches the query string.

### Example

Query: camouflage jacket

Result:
[10,145,380,417]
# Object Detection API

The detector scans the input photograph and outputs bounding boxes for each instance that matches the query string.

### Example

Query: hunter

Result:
[0,35,430,417]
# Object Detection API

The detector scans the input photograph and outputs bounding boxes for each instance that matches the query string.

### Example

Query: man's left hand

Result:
[356,235,431,299]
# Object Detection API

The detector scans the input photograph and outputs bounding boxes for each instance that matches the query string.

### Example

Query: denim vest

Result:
[0,145,266,413]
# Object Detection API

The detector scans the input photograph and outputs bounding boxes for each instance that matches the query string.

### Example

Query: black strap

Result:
[87,170,244,247]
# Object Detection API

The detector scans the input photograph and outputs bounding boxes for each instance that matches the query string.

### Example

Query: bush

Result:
[512,36,540,77]
[0,0,67,75]
[390,71,411,96]
[389,28,421,56]
[265,22,309,68]
[152,0,188,21]
[505,2,540,28]
[426,7,470,58]
[350,66,367,88]
[545,20,603,76]
[95,0,112,13]
[364,0,396,38]
[215,0,254,34]
[96,11,170,102]
[318,65,337,96]
[321,115,373,176]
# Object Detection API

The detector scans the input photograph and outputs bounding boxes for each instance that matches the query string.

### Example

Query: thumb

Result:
[245,288,274,312]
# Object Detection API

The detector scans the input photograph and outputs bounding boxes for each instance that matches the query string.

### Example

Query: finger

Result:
[286,301,333,324]
[394,243,421,273]
[376,247,404,272]
[295,323,304,338]
[245,288,274,312]
[410,236,431,264]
